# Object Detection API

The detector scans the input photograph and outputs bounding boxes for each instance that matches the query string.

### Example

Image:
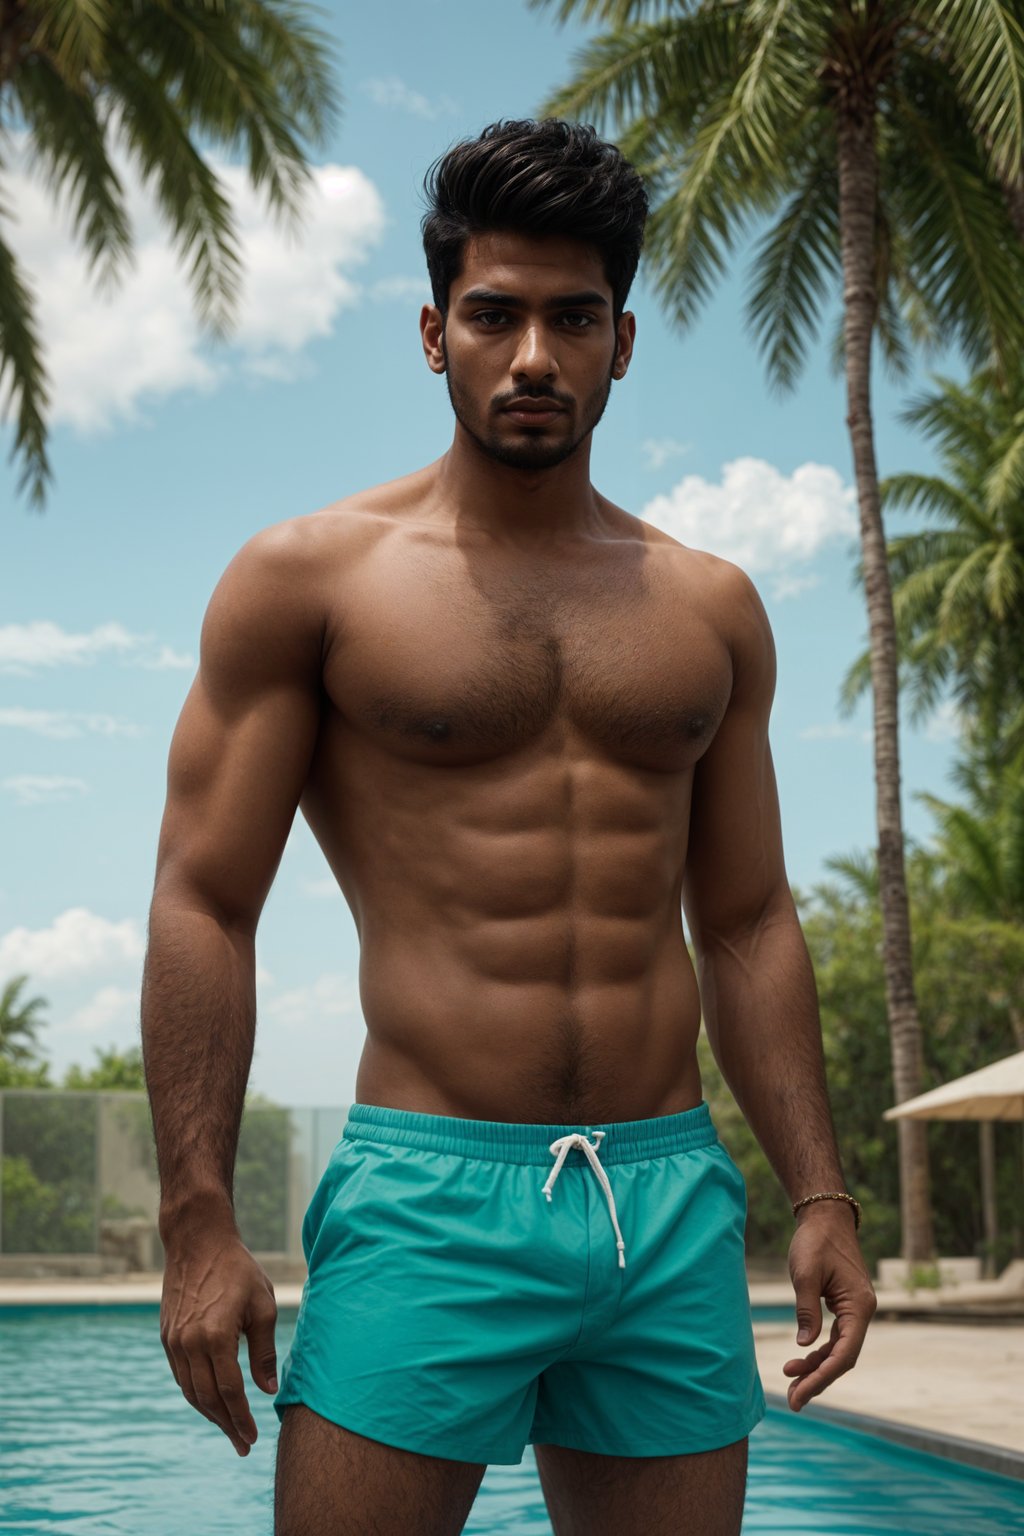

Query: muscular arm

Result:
[682,562,875,1412]
[142,521,323,1241]
[681,562,844,1204]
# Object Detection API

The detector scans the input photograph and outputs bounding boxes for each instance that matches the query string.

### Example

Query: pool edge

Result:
[763,1391,1024,1483]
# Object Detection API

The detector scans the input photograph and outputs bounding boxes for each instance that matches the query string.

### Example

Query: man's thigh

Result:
[534,1435,749,1536]
[275,1404,488,1536]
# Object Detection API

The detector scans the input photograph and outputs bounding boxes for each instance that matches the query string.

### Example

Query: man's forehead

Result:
[453,232,610,298]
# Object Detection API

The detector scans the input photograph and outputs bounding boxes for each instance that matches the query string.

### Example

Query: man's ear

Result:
[611,310,636,379]
[420,304,447,374]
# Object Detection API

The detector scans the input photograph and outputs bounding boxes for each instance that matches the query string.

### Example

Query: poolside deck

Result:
[748,1288,1023,1458]
[2,1274,1021,1463]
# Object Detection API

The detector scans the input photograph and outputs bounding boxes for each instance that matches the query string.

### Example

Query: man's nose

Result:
[511,324,558,384]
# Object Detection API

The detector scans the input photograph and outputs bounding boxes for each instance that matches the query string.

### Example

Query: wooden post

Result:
[979,1120,998,1279]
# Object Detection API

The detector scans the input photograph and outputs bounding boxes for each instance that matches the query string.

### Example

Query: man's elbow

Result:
[687,882,799,964]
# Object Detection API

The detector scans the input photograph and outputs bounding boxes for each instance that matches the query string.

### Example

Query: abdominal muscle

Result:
[353,938,706,1127]
[304,739,706,1128]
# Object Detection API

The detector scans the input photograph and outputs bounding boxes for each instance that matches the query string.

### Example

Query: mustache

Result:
[493,387,573,410]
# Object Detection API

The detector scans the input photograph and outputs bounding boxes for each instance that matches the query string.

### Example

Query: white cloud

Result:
[771,571,821,600]
[260,972,360,1029]
[0,907,144,981]
[640,457,857,600]
[369,275,432,303]
[133,644,195,671]
[2,135,386,432]
[798,722,871,742]
[0,620,136,673]
[2,774,88,805]
[361,76,458,120]
[66,984,139,1035]
[0,707,140,738]
[642,437,690,471]
[0,620,192,675]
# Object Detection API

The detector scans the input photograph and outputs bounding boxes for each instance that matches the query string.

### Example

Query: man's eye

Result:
[475,310,509,326]
[560,313,595,329]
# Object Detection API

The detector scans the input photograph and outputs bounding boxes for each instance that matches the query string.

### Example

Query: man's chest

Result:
[321,532,734,771]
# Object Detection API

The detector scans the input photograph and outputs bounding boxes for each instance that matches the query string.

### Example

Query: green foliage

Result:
[2,1093,97,1252]
[532,0,1024,384]
[700,831,1023,1268]
[235,1098,290,1251]
[0,974,51,1065]
[0,1057,54,1089]
[62,1045,146,1090]
[905,1261,943,1291]
[1,0,342,510]
[840,364,1024,762]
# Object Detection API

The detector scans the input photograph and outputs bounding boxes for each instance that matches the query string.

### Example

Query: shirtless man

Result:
[142,118,876,1536]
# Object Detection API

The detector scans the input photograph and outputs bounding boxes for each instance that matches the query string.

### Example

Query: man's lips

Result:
[501,399,566,422]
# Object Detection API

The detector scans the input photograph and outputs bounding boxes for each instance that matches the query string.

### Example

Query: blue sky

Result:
[2,0,966,1105]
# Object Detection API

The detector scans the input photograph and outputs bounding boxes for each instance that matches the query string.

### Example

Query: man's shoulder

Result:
[245,465,437,564]
[632,515,759,598]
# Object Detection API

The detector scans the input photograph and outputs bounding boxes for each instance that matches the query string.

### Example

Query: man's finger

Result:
[160,1333,181,1389]
[786,1324,863,1410]
[245,1292,279,1394]
[189,1351,253,1455]
[782,1338,834,1376]
[211,1348,259,1446]
[792,1284,823,1345]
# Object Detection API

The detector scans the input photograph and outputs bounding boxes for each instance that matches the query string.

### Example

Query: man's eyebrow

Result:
[458,288,610,309]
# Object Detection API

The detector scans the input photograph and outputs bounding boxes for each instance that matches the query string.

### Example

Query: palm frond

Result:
[836,645,873,718]
[0,190,52,512]
[22,0,112,81]
[983,416,1024,513]
[910,0,1024,181]
[538,12,747,129]
[101,32,243,336]
[743,119,839,392]
[11,54,132,289]
[981,537,1024,623]
[529,0,689,27]
[880,471,983,525]
[121,2,309,228]
[232,0,341,147]
[888,53,1024,376]
[899,372,991,452]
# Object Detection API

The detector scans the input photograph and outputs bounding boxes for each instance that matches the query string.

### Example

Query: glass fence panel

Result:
[1,1090,98,1255]
[0,1091,351,1261]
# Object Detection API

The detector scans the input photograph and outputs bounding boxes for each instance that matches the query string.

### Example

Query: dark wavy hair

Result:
[421,118,648,320]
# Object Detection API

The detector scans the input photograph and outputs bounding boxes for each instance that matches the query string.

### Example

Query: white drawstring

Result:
[541,1130,627,1269]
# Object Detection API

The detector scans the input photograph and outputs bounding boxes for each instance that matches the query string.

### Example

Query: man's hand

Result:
[160,1228,279,1456]
[782,1204,877,1412]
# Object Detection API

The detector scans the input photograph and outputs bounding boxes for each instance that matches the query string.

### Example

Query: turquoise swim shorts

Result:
[273,1098,766,1464]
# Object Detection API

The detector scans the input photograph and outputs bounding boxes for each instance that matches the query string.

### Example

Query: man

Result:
[142,118,876,1536]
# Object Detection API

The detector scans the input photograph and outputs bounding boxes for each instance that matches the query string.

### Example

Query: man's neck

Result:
[433,424,606,546]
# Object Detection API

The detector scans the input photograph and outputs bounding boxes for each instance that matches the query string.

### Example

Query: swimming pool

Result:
[3,1305,1022,1534]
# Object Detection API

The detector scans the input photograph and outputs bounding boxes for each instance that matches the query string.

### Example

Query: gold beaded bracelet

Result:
[792,1191,862,1230]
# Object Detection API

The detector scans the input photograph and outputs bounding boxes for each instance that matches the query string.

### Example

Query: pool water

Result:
[2,1306,1022,1534]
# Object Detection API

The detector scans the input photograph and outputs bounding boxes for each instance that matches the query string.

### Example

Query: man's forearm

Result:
[694,906,848,1203]
[141,898,257,1242]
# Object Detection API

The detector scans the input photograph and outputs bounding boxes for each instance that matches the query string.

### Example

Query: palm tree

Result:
[840,364,1024,767]
[0,972,49,1063]
[1,0,340,510]
[534,0,1024,1261]
[917,748,1024,1050]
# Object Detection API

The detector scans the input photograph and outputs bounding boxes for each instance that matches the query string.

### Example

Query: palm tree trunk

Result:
[836,101,935,1263]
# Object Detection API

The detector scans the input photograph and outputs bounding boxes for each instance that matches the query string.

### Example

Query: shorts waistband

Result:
[343,1099,719,1166]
